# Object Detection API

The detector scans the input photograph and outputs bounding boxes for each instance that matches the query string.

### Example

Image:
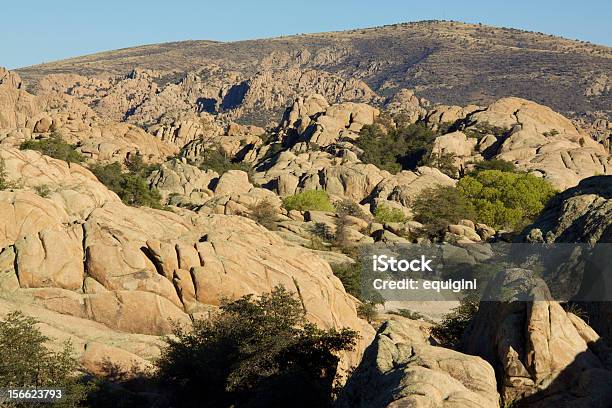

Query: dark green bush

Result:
[155,286,357,408]
[19,134,84,163]
[356,122,437,174]
[412,186,476,235]
[356,302,377,323]
[431,297,479,349]
[457,170,556,230]
[470,159,517,174]
[90,162,162,209]
[0,312,92,407]
[283,190,334,212]
[196,148,253,179]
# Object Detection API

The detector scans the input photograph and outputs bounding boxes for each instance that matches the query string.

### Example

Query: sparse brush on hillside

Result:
[19,133,84,163]
[247,199,278,230]
[283,190,334,212]
[0,312,93,407]
[0,158,19,190]
[457,170,556,230]
[155,286,357,408]
[90,162,163,209]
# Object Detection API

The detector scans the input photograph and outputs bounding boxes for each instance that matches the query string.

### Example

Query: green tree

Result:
[19,133,84,163]
[412,186,476,236]
[89,162,163,209]
[469,159,517,174]
[0,312,92,407]
[457,170,556,230]
[356,122,437,174]
[155,286,357,408]
[283,190,334,212]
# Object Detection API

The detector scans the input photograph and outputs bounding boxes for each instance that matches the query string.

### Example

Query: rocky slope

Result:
[2,46,612,407]
[16,21,612,126]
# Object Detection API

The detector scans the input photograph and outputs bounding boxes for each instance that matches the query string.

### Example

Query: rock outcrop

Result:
[338,315,500,408]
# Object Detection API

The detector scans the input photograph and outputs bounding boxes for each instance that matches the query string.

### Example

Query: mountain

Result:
[16,21,612,124]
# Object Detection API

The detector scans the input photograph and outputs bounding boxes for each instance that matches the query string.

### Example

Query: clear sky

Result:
[2,0,611,69]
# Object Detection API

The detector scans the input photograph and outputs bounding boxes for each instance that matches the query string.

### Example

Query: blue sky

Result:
[2,0,611,69]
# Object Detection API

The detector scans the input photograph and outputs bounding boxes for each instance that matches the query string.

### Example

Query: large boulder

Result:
[338,315,500,408]
[462,268,612,406]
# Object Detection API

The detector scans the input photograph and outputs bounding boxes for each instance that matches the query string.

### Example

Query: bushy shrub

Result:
[196,148,253,179]
[90,162,162,209]
[412,186,476,235]
[334,199,366,218]
[374,204,407,223]
[357,302,377,323]
[247,199,278,230]
[356,122,437,174]
[470,159,517,174]
[431,297,479,349]
[283,190,334,212]
[457,170,556,230]
[19,134,84,163]
[155,286,357,408]
[0,312,92,407]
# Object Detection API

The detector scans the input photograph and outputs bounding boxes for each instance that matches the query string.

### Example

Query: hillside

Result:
[17,21,612,123]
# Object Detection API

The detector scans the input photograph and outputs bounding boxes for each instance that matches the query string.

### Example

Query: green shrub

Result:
[155,286,357,408]
[331,262,362,299]
[457,170,556,230]
[0,158,17,190]
[470,159,517,174]
[374,204,407,223]
[421,152,459,178]
[19,134,84,163]
[0,312,93,407]
[334,199,366,218]
[431,297,479,349]
[90,162,162,209]
[412,186,476,235]
[357,302,378,323]
[196,148,253,179]
[283,190,334,212]
[356,122,437,174]
[247,199,278,230]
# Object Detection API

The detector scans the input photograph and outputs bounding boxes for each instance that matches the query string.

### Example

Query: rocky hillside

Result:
[16,21,612,126]
[1,28,612,405]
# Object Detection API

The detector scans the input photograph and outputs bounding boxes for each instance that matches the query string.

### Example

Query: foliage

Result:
[457,170,556,230]
[310,222,335,242]
[90,162,163,209]
[0,158,17,190]
[431,297,479,349]
[196,148,253,179]
[412,186,476,236]
[34,184,52,198]
[155,286,358,408]
[421,152,459,178]
[0,312,93,407]
[470,159,517,174]
[356,122,437,174]
[331,262,362,300]
[334,199,366,219]
[19,134,84,163]
[462,122,510,140]
[283,190,334,212]
[374,204,407,224]
[247,199,278,230]
[357,302,378,323]
[388,309,432,323]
